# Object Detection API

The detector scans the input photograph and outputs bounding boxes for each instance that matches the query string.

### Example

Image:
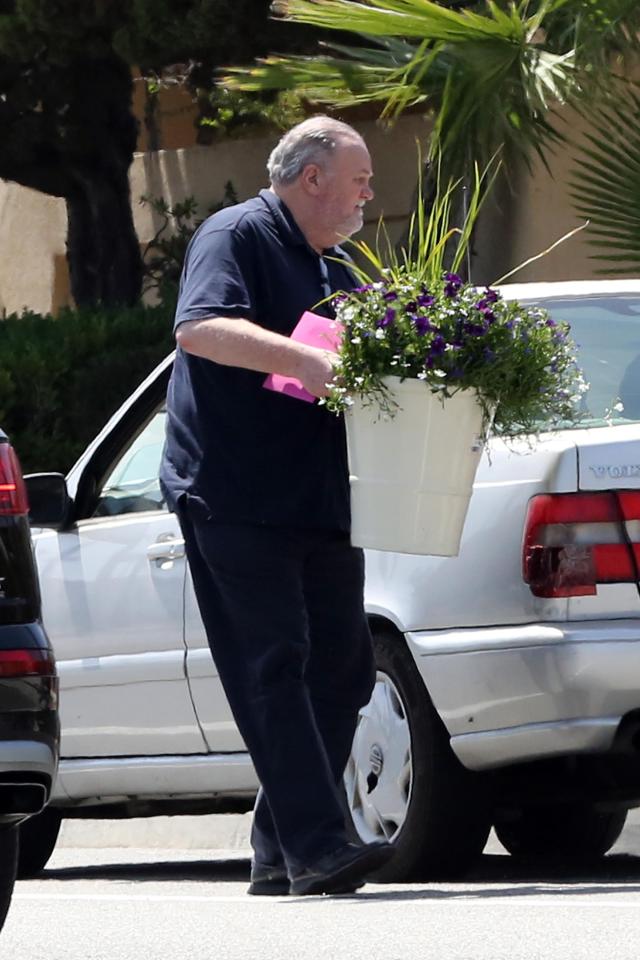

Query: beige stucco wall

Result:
[132,114,430,259]
[0,183,68,316]
[0,106,630,317]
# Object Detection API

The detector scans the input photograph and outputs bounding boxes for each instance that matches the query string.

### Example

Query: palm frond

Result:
[569,85,640,274]
[273,0,528,43]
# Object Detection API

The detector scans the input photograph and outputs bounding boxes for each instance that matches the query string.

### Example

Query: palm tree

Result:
[569,83,640,274]
[224,0,640,277]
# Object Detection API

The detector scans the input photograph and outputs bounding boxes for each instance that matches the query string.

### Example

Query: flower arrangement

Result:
[323,162,586,442]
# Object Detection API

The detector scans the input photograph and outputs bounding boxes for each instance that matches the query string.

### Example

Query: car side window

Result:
[93,409,167,518]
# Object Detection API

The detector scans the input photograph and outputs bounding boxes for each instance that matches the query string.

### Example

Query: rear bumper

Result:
[0,740,58,783]
[406,619,640,771]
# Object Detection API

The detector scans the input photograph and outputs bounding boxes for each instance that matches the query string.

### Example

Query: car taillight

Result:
[523,491,640,597]
[0,649,55,678]
[0,443,29,516]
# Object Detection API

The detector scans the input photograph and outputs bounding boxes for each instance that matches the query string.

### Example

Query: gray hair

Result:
[267,116,362,187]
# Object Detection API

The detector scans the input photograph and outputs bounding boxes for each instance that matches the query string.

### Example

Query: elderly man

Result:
[160,116,393,896]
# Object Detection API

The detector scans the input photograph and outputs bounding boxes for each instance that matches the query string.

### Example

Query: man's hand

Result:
[297,348,340,399]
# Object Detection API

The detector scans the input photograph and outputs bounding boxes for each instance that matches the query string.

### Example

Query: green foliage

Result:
[141,182,239,308]
[327,272,584,439]
[324,157,585,438]
[0,303,174,474]
[226,0,640,183]
[569,85,640,273]
[0,1,321,306]
[196,88,305,142]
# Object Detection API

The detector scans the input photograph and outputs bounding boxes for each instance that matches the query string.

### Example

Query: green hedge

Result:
[0,303,174,475]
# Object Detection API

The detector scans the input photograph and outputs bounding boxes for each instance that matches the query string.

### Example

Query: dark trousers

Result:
[177,498,376,874]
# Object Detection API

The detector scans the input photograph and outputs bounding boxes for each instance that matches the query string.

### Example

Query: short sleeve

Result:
[174,224,255,330]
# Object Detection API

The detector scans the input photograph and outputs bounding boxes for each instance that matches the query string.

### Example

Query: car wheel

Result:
[17,807,62,878]
[495,805,627,863]
[0,826,18,932]
[343,628,490,881]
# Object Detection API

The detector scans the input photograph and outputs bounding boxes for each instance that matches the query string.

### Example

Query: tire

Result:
[17,807,62,879]
[0,826,18,932]
[344,628,490,881]
[495,805,628,863]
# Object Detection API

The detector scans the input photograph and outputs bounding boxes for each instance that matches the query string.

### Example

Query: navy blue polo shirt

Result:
[160,189,357,531]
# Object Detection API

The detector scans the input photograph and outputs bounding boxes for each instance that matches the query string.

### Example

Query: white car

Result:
[21,279,640,881]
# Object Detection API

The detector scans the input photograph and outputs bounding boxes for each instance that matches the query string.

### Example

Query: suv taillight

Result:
[0,649,55,678]
[0,442,29,516]
[523,492,640,597]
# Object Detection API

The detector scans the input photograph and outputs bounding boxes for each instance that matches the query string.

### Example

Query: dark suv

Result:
[0,431,59,931]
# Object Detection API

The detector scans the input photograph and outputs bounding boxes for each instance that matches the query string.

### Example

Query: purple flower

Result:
[405,301,418,313]
[333,293,348,305]
[444,272,463,297]
[464,322,486,337]
[413,315,433,336]
[546,318,557,328]
[483,288,500,303]
[483,347,496,363]
[474,299,496,323]
[417,293,435,308]
[377,307,396,328]
[354,283,374,293]
[429,335,447,356]
[383,291,398,302]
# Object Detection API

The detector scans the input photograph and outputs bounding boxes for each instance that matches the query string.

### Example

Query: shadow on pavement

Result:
[35,857,251,884]
[32,851,640,898]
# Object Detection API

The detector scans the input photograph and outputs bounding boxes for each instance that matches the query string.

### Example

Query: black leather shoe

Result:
[290,841,394,896]
[247,863,290,896]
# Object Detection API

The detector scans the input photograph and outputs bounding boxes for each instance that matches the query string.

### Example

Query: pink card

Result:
[264,311,343,403]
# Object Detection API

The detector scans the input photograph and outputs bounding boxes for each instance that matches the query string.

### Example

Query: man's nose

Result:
[362,183,374,201]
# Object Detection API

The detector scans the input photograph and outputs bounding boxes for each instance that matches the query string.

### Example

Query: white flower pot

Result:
[345,376,484,556]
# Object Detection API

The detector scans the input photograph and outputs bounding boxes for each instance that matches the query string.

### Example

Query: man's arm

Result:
[176,317,337,399]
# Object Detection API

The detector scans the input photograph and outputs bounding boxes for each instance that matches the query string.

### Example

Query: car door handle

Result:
[146,535,186,565]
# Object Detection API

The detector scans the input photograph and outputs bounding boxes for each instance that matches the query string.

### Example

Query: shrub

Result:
[0,302,174,474]
[141,182,238,308]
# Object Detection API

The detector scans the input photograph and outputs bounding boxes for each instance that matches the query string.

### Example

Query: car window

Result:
[93,409,167,517]
[530,294,640,429]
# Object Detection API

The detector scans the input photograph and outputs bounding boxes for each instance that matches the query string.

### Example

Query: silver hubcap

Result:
[344,670,413,843]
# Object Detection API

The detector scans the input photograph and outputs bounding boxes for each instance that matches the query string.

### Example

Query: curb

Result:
[58,812,253,851]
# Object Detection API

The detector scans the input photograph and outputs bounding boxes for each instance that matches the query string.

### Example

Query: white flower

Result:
[433,369,446,378]
[351,336,362,344]
[417,371,427,380]
[375,328,386,340]
[614,401,625,412]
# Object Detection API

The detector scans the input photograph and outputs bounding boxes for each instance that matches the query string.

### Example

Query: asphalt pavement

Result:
[3,810,640,960]
[0,812,640,960]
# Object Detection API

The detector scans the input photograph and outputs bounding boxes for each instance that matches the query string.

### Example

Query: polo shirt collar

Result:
[259,188,345,259]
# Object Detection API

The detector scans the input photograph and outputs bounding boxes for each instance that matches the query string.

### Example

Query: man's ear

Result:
[301,163,322,195]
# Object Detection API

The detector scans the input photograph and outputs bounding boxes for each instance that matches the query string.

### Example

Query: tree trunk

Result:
[0,51,142,309]
[66,170,142,308]
[64,54,142,308]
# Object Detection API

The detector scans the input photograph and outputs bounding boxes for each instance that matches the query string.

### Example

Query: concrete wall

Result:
[0,183,68,316]
[0,105,628,317]
[132,114,430,259]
